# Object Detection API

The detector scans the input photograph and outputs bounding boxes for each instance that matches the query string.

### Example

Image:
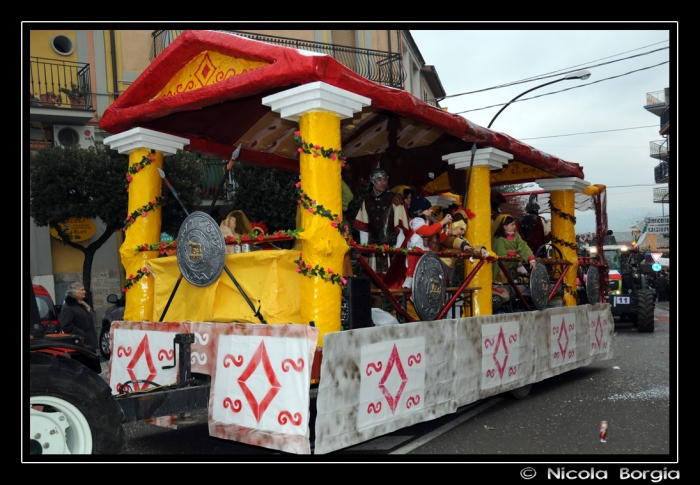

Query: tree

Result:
[223,163,298,234]
[29,144,202,304]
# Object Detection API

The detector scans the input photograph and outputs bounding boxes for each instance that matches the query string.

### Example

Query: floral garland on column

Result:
[122,196,166,232]
[294,253,347,288]
[294,131,346,165]
[122,153,166,232]
[293,131,349,288]
[548,199,577,253]
[122,266,151,293]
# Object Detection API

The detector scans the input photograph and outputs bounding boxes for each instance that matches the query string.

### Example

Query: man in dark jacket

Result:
[655,273,668,302]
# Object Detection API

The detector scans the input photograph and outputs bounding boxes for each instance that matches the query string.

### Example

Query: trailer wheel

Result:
[509,384,532,400]
[635,289,655,333]
[29,352,125,454]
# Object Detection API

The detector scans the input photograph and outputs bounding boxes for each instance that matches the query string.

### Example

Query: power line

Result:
[519,125,658,140]
[438,44,669,101]
[454,61,669,115]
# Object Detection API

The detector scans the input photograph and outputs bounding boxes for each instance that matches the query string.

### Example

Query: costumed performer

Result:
[402,195,452,289]
[352,163,409,273]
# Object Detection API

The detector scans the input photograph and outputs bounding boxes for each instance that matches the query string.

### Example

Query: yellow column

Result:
[549,189,578,306]
[119,148,164,321]
[465,165,493,316]
[297,112,345,344]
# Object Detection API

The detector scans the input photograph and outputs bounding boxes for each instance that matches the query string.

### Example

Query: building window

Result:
[51,34,75,56]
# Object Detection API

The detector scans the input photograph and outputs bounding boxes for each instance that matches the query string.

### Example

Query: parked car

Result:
[99,293,125,359]
[33,284,60,333]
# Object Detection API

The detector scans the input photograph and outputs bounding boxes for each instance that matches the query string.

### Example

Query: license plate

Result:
[614,296,630,305]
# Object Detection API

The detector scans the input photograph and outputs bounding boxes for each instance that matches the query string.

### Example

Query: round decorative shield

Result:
[176,211,226,287]
[529,261,550,311]
[585,265,601,304]
[412,253,446,321]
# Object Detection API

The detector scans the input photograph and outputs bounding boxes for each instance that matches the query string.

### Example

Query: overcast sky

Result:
[409,27,673,234]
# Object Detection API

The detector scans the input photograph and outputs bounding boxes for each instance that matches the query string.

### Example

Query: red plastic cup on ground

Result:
[599,421,608,442]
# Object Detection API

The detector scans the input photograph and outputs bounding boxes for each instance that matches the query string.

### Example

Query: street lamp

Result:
[487,69,592,128]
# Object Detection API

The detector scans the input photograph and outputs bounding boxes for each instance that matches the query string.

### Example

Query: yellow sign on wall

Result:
[50,218,97,242]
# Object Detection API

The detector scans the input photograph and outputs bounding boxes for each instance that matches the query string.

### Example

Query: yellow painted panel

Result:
[490,161,553,185]
[146,250,302,323]
[155,51,269,99]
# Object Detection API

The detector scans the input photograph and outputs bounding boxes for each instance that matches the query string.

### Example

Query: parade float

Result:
[31,30,615,455]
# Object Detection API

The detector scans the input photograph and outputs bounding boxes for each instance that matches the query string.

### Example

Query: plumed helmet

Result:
[409,195,433,217]
[369,163,389,185]
[525,193,540,215]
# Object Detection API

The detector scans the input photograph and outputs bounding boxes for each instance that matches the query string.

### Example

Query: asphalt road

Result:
[98,301,674,460]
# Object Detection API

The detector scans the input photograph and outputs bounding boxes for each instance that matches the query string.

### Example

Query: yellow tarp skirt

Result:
[145,249,302,324]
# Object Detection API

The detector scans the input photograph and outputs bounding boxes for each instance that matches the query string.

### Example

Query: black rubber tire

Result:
[508,384,532,400]
[29,352,125,454]
[99,324,111,360]
[635,289,655,333]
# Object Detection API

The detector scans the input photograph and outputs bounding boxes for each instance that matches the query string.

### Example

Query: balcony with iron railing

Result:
[29,57,93,110]
[649,139,668,160]
[151,30,406,89]
[644,89,667,116]
[653,187,669,204]
[660,105,670,135]
[654,161,669,184]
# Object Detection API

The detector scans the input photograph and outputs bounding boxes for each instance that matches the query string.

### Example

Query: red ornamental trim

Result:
[366,361,383,376]
[367,402,382,414]
[223,354,244,367]
[277,411,303,426]
[406,395,421,408]
[223,398,242,412]
[117,346,132,358]
[407,353,422,366]
[281,358,304,372]
[158,349,174,361]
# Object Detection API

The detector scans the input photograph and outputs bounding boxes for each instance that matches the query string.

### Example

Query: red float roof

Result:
[101,30,584,189]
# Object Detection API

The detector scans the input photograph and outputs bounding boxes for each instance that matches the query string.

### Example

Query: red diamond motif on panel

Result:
[194,53,218,88]
[237,341,281,423]
[378,344,408,414]
[557,317,569,359]
[594,314,603,349]
[492,326,509,379]
[126,334,157,390]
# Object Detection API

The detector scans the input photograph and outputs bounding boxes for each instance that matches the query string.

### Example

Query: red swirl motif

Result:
[158,349,174,361]
[278,411,303,426]
[406,395,421,408]
[282,358,304,372]
[223,354,244,367]
[366,361,382,376]
[408,353,422,366]
[223,398,242,412]
[367,402,382,414]
[117,346,132,358]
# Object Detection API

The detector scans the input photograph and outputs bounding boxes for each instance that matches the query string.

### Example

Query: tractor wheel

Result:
[29,352,125,455]
[635,289,655,333]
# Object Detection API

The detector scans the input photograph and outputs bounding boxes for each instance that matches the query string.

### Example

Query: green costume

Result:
[492,232,534,282]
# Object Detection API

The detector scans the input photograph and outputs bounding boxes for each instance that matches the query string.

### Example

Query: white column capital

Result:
[443,147,513,171]
[103,127,190,155]
[536,177,590,193]
[262,81,371,121]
